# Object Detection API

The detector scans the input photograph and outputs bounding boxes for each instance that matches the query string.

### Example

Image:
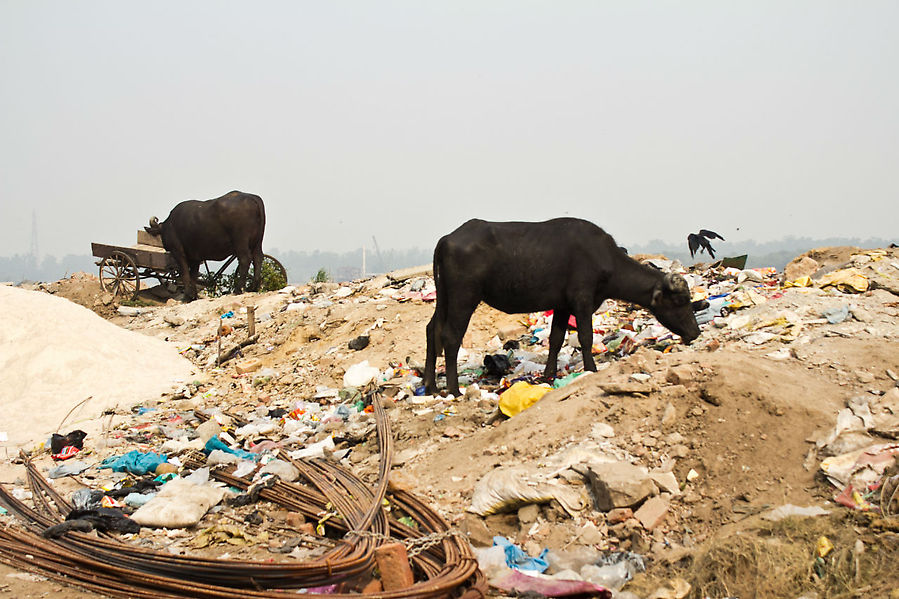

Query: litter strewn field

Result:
[1,245,898,598]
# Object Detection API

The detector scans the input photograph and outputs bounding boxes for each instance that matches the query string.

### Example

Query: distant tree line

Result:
[0,248,433,285]
[2,236,892,285]
[0,254,96,284]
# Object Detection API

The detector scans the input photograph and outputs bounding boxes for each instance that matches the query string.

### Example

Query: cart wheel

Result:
[99,251,140,299]
[263,254,288,286]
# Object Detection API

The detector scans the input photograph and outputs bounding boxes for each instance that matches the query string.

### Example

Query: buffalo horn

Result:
[664,273,689,294]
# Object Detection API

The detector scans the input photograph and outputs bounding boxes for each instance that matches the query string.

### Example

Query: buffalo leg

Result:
[234,249,251,293]
[250,250,263,292]
[185,263,201,301]
[174,253,198,301]
[543,309,570,381]
[424,314,441,394]
[441,302,478,397]
[574,308,597,372]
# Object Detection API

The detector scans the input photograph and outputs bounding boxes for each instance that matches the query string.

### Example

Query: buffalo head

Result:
[649,273,701,343]
[144,216,162,236]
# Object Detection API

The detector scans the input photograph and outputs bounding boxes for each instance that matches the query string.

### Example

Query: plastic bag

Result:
[499,381,552,417]
[131,477,226,528]
[469,466,585,516]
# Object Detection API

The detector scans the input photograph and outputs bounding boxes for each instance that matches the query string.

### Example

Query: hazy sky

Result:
[2,1,897,258]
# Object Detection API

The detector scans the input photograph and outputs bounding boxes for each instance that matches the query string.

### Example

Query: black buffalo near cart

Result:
[424,218,705,396]
[91,191,286,301]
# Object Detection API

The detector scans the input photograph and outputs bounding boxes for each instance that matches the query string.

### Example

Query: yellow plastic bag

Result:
[784,276,812,288]
[816,536,834,558]
[817,268,868,293]
[499,381,552,417]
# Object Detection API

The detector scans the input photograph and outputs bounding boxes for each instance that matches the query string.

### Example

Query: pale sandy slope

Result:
[0,286,195,449]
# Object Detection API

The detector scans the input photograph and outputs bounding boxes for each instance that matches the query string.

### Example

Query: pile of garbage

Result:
[0,394,486,598]
[3,245,899,598]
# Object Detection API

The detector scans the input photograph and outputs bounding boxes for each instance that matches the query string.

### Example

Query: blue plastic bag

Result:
[99,450,167,475]
[493,536,549,573]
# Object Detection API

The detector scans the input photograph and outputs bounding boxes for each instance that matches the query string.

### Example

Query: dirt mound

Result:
[0,285,195,448]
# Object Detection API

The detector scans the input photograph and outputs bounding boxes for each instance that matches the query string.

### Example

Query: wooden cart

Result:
[91,231,286,299]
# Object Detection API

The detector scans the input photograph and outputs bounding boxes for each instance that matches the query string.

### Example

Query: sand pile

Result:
[0,286,195,448]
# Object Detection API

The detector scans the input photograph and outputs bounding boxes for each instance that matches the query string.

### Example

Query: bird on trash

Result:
[687,229,725,259]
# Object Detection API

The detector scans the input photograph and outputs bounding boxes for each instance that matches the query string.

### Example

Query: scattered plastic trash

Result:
[343,360,380,388]
[50,429,87,454]
[490,569,611,598]
[822,303,850,324]
[494,536,549,573]
[288,436,336,460]
[483,354,512,377]
[48,460,90,479]
[99,450,168,475]
[553,371,585,389]
[43,507,140,538]
[762,504,831,521]
[204,436,258,462]
[581,552,647,591]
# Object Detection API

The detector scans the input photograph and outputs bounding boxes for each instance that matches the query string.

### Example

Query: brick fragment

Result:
[375,543,415,591]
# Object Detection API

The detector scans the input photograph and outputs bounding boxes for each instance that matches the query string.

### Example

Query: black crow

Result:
[698,229,725,241]
[688,229,725,259]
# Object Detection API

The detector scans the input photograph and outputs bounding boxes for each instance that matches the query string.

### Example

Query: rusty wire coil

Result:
[0,393,486,598]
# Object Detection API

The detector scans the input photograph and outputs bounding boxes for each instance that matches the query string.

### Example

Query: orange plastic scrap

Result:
[834,485,876,511]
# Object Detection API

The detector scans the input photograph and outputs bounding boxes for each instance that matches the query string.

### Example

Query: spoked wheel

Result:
[263,254,288,287]
[99,251,140,299]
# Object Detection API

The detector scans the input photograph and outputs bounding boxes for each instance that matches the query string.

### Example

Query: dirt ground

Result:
[3,245,899,598]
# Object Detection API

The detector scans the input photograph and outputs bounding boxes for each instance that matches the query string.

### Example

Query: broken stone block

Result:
[235,358,262,374]
[518,504,539,525]
[599,382,655,395]
[855,370,875,384]
[635,496,670,530]
[699,385,722,406]
[607,508,634,524]
[285,512,306,527]
[577,521,604,545]
[458,514,493,547]
[648,471,681,495]
[661,403,677,428]
[784,256,819,281]
[665,365,697,386]
[387,471,417,493]
[164,314,185,327]
[577,461,657,510]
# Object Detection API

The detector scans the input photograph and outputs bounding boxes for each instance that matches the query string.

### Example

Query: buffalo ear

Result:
[691,299,710,312]
[651,284,663,307]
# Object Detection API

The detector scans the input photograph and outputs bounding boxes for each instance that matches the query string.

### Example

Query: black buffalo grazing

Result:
[424,218,703,396]
[145,191,266,301]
